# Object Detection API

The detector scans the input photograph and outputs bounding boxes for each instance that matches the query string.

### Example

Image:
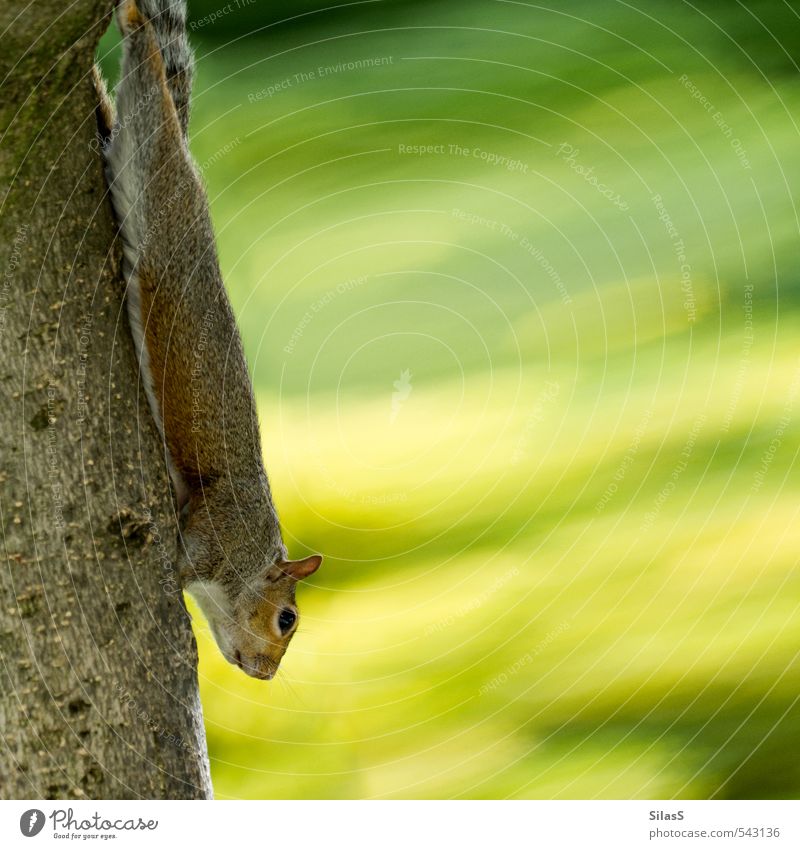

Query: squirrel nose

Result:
[234,650,275,679]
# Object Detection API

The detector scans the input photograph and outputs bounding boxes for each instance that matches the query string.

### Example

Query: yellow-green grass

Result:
[190,320,800,798]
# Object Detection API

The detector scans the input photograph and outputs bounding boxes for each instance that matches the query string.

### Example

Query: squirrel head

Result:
[186,554,322,680]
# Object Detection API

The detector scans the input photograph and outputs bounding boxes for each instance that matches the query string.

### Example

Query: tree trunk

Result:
[0,0,212,799]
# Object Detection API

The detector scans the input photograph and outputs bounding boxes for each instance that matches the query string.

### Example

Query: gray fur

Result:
[99,1,318,679]
[138,0,194,137]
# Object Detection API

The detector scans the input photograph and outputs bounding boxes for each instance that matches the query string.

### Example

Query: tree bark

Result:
[0,0,212,798]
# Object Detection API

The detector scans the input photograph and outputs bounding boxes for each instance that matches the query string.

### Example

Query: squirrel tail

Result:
[135,0,194,138]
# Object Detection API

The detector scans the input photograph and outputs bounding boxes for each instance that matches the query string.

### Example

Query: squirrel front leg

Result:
[104,0,322,680]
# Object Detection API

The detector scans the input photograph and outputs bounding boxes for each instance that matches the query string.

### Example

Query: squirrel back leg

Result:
[106,0,248,513]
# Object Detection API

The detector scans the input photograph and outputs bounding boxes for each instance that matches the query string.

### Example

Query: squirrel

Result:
[97,0,322,680]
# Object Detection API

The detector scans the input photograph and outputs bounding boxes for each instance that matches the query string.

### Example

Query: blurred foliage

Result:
[181,0,800,80]
[97,0,800,798]
[186,0,431,36]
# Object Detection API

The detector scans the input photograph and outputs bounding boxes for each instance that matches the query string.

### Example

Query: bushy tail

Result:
[134,0,194,138]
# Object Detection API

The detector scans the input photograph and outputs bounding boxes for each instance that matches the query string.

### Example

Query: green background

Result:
[100,0,800,798]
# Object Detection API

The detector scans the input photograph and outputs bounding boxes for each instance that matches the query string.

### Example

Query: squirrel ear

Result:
[280,554,322,581]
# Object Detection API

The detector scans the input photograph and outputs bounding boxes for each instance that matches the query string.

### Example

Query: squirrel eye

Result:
[277,608,297,634]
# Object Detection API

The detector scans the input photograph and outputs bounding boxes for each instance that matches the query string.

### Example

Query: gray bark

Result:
[0,0,212,798]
